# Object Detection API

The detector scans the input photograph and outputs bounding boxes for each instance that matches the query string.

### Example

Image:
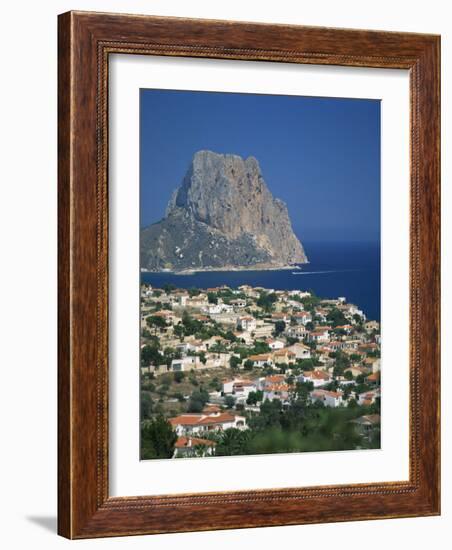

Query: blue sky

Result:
[140,89,380,243]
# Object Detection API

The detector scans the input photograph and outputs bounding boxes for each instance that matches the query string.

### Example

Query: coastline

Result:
[141,263,307,276]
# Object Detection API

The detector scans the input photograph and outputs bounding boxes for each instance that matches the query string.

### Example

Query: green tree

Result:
[146,315,167,330]
[342,385,353,399]
[162,283,176,293]
[173,323,185,339]
[246,390,264,405]
[353,313,363,325]
[250,399,283,430]
[229,355,242,370]
[224,395,235,409]
[215,428,250,456]
[243,359,254,371]
[141,416,178,459]
[140,392,153,420]
[173,371,185,383]
[301,293,321,311]
[274,320,286,335]
[207,292,218,304]
[141,344,161,367]
[187,389,209,412]
[182,310,203,336]
[333,351,351,377]
[252,341,271,354]
[298,358,314,371]
[294,381,313,407]
[326,308,348,327]
[257,292,278,312]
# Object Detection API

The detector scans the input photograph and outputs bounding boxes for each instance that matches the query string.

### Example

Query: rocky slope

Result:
[141,150,307,272]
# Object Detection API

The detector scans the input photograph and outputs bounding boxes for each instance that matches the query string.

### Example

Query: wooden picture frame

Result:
[58,10,440,539]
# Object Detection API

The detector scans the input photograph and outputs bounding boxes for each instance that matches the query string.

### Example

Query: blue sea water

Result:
[141,241,381,322]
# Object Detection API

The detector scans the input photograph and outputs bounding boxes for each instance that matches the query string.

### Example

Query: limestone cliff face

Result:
[141,150,307,272]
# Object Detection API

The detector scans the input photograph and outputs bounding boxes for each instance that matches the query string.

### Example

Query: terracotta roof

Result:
[153,310,173,317]
[303,370,330,380]
[248,354,272,361]
[265,375,285,383]
[169,414,204,426]
[311,389,342,398]
[175,436,216,448]
[273,348,296,357]
[197,413,237,426]
[289,342,310,349]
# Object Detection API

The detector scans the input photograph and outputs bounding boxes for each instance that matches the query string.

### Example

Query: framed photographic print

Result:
[58,11,440,538]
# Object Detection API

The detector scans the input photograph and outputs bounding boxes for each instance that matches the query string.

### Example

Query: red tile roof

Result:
[303,370,330,380]
[169,414,204,426]
[197,413,237,426]
[265,375,285,383]
[175,436,216,448]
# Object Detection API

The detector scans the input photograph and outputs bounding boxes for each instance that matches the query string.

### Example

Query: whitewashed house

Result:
[169,412,247,436]
[287,342,311,360]
[170,356,200,372]
[310,389,343,407]
[248,353,274,368]
[299,369,332,387]
[173,436,216,458]
[237,316,257,332]
[285,325,308,339]
[293,311,312,325]
[307,328,330,343]
[266,338,285,350]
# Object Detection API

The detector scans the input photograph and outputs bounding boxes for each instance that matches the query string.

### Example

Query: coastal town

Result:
[140,283,381,459]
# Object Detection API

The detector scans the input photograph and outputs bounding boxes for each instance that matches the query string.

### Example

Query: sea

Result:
[141,241,381,322]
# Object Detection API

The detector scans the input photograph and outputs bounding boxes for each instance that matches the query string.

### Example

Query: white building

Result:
[253,323,274,339]
[358,389,380,406]
[223,379,258,399]
[237,316,257,332]
[169,412,247,436]
[170,356,200,372]
[310,389,343,407]
[248,353,274,368]
[287,342,311,360]
[307,328,330,343]
[293,311,312,325]
[266,338,285,350]
[263,383,291,402]
[173,436,216,458]
[299,369,332,387]
[285,325,308,339]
